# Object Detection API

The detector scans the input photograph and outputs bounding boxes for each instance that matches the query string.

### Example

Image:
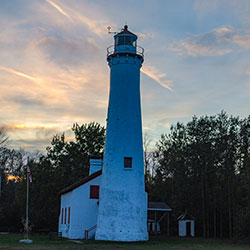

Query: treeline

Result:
[0,122,105,232]
[148,112,250,239]
[0,112,249,239]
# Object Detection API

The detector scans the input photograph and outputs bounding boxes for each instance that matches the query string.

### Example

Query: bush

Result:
[234,204,250,240]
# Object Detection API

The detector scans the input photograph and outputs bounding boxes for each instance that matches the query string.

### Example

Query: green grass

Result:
[0,233,249,250]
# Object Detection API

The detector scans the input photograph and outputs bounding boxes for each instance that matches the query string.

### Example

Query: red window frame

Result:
[124,157,132,168]
[68,207,71,224]
[61,208,63,224]
[65,207,67,224]
[90,185,99,199]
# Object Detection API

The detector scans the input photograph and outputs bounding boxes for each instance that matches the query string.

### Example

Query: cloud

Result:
[157,118,171,129]
[7,95,45,107]
[71,10,110,37]
[0,66,42,83]
[137,32,155,42]
[141,64,173,91]
[36,36,100,67]
[233,33,250,49]
[4,124,60,151]
[170,26,250,57]
[170,26,234,56]
[46,0,73,23]
[44,0,110,37]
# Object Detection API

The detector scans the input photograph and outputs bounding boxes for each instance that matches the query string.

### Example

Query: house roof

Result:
[177,211,196,220]
[148,202,172,211]
[59,170,102,195]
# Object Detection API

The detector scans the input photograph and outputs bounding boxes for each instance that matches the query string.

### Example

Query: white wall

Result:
[95,53,148,241]
[58,191,72,238]
[178,220,195,237]
[59,175,101,239]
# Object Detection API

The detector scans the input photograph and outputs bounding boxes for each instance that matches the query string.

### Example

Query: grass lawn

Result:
[0,233,249,250]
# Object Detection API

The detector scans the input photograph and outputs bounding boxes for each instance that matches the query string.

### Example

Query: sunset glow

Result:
[0,0,249,151]
[7,175,21,182]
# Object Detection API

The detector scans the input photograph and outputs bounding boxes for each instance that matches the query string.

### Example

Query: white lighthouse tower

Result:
[95,25,148,242]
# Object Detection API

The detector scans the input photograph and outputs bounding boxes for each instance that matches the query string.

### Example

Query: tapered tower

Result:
[95,25,148,241]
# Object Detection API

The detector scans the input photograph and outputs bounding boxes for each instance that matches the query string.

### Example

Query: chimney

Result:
[89,159,102,176]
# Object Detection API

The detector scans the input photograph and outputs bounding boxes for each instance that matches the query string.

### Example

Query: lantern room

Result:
[115,25,137,48]
[107,25,144,60]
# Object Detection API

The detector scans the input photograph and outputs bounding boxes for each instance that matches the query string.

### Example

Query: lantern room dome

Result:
[115,25,137,37]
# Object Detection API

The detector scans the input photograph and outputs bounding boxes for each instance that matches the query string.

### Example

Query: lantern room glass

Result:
[115,35,137,47]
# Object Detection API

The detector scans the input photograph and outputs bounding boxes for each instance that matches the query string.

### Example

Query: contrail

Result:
[0,66,41,82]
[46,0,73,22]
[46,0,107,36]
[141,66,173,91]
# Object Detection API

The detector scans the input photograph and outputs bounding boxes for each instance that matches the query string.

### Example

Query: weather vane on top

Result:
[107,26,118,35]
[107,24,129,35]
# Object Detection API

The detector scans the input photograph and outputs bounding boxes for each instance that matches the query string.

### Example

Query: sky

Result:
[0,0,249,152]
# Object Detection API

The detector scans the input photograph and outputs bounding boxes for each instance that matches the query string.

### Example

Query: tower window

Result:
[90,185,99,199]
[124,157,132,168]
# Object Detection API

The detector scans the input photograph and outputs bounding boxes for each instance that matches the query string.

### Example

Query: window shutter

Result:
[90,185,99,199]
[65,207,67,224]
[61,208,63,224]
[68,207,71,224]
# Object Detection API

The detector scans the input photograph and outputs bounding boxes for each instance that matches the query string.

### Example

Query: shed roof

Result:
[148,202,172,211]
[177,211,196,220]
[59,170,102,195]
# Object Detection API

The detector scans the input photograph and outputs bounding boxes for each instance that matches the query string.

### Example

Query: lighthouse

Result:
[95,25,148,241]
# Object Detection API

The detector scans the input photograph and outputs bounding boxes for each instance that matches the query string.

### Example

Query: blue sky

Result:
[0,0,249,151]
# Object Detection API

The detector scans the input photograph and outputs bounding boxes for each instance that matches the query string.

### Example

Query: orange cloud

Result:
[6,124,58,131]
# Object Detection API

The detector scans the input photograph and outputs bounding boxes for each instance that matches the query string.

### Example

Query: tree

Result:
[46,122,105,187]
[24,122,106,231]
[0,148,24,231]
[0,122,106,232]
[0,126,8,197]
[152,112,247,238]
[0,127,8,146]
[143,133,154,183]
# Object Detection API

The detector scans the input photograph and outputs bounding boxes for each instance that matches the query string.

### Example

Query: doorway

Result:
[186,221,191,236]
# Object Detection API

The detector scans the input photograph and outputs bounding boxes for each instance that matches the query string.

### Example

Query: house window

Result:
[65,207,67,224]
[124,157,132,168]
[68,207,71,224]
[61,208,63,224]
[90,185,99,199]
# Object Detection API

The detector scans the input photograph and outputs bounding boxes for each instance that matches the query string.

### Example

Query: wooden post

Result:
[167,212,170,236]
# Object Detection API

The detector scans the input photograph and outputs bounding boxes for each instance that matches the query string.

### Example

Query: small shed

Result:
[147,202,172,235]
[177,211,195,237]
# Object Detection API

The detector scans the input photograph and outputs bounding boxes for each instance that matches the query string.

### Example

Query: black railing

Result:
[107,45,144,58]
